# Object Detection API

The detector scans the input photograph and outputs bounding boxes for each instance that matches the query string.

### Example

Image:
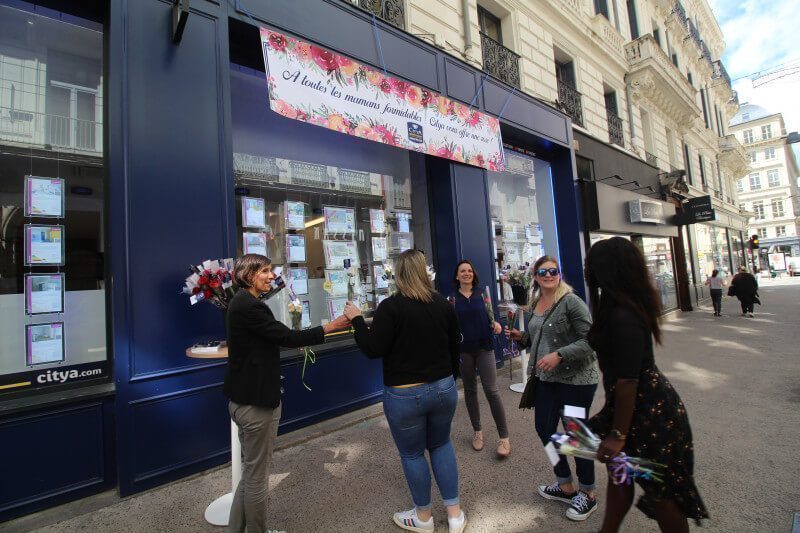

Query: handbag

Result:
[727,285,736,297]
[518,297,566,410]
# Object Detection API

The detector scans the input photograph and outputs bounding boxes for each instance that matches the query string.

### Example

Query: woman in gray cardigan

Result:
[507,255,599,522]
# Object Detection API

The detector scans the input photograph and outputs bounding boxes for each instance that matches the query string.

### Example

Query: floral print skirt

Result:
[588,365,709,523]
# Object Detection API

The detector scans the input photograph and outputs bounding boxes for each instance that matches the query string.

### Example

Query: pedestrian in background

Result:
[224,254,350,533]
[730,266,759,317]
[344,249,467,533]
[451,259,510,458]
[584,237,708,532]
[505,255,599,522]
[704,269,725,316]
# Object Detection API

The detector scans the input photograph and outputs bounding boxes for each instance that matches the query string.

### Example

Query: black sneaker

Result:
[566,491,598,521]
[537,481,576,504]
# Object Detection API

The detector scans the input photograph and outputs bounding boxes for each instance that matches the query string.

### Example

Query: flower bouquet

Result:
[182,258,236,309]
[287,292,303,331]
[550,416,665,485]
[501,265,532,305]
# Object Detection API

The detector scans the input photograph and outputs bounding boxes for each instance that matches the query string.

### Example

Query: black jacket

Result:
[731,272,758,299]
[223,289,324,408]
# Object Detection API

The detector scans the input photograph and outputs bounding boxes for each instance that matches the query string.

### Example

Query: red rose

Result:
[209,279,221,289]
[204,289,213,299]
[566,421,579,432]
[192,287,201,295]
[311,46,338,72]
[268,32,287,52]
[379,79,392,94]
[420,89,433,106]
[390,78,407,97]
[198,276,210,286]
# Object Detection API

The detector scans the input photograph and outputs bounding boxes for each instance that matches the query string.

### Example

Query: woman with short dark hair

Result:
[224,254,350,533]
[344,249,466,533]
[451,259,509,457]
[584,237,708,532]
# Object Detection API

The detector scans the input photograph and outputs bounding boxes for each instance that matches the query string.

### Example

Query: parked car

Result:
[788,257,800,277]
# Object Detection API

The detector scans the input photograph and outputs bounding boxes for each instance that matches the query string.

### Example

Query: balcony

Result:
[607,111,624,146]
[0,106,102,154]
[718,134,750,177]
[480,32,520,88]
[590,13,626,63]
[625,34,701,131]
[644,150,658,166]
[557,79,584,127]
[358,0,404,30]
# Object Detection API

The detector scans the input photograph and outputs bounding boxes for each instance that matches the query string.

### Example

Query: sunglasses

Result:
[535,267,560,277]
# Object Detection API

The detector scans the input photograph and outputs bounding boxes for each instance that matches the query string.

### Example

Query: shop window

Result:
[229,65,431,345]
[767,170,780,187]
[694,224,731,279]
[0,3,108,397]
[488,148,559,300]
[634,236,677,311]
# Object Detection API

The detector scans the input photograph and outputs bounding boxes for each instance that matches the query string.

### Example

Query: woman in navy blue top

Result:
[451,260,510,457]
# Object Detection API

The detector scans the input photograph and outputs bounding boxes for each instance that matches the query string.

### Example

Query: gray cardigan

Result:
[521,292,599,385]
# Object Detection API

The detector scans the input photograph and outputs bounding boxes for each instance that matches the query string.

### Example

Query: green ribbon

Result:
[300,346,317,392]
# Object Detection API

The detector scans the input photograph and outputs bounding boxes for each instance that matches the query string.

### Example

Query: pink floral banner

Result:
[260,29,505,171]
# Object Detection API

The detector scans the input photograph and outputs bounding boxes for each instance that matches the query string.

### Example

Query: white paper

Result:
[544,442,560,466]
[373,265,389,289]
[289,267,308,295]
[285,201,305,230]
[328,298,348,321]
[324,206,355,234]
[325,269,350,297]
[26,225,64,265]
[26,176,64,217]
[242,197,266,228]
[301,301,311,328]
[369,209,385,233]
[26,274,64,315]
[371,237,388,261]
[323,240,358,269]
[397,212,411,233]
[243,232,267,256]
[286,234,306,262]
[563,405,586,419]
[557,434,570,444]
[26,323,65,365]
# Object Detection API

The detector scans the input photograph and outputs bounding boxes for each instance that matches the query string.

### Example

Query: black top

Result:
[351,292,461,386]
[731,272,758,297]
[453,288,493,351]
[224,289,324,408]
[591,306,654,384]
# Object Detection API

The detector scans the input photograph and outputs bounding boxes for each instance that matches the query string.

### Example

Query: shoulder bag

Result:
[519,296,567,409]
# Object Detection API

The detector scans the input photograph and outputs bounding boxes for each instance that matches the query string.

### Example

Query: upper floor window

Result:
[761,124,772,140]
[767,169,780,187]
[749,173,761,190]
[737,179,744,193]
[594,0,610,19]
[757,227,768,240]
[764,147,776,160]
[752,201,765,220]
[776,226,786,237]
[739,203,746,212]
[742,129,754,143]
[748,151,757,163]
[478,6,502,43]
[771,198,785,218]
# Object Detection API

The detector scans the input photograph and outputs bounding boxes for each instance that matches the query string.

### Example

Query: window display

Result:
[0,4,108,396]
[488,148,559,301]
[242,197,266,228]
[231,64,430,345]
[636,236,678,311]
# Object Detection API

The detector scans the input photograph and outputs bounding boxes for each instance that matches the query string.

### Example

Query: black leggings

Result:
[710,289,722,314]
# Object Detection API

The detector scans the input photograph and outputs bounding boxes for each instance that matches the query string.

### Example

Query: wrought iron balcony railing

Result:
[358,0,405,30]
[645,150,658,166]
[480,32,520,88]
[672,1,688,25]
[557,79,584,127]
[607,111,624,146]
[712,60,731,87]
[0,106,102,153]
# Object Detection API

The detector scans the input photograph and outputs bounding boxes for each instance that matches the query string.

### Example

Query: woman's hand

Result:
[505,327,522,341]
[492,321,502,334]
[535,351,562,372]
[323,314,351,334]
[343,301,362,321]
[596,436,626,463]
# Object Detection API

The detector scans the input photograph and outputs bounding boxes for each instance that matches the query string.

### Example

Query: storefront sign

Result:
[628,199,664,224]
[260,29,505,171]
[686,195,715,222]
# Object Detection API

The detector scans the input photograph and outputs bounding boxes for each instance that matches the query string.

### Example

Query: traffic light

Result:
[749,235,760,250]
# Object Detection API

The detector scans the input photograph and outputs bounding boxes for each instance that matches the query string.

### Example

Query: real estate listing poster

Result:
[324,269,350,297]
[26,322,65,366]
[369,209,385,233]
[25,176,65,218]
[323,240,358,269]
[243,232,267,256]
[242,196,266,228]
[324,206,355,234]
[327,298,347,322]
[371,237,388,261]
[25,274,65,315]
[286,234,307,262]
[285,201,306,230]
[289,267,308,295]
[25,225,64,266]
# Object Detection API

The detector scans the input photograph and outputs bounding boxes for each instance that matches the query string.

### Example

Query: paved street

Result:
[9,276,800,532]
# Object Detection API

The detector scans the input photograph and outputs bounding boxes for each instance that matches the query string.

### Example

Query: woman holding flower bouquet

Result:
[584,237,708,532]
[451,259,510,458]
[506,255,599,521]
[343,249,467,533]
[224,254,350,533]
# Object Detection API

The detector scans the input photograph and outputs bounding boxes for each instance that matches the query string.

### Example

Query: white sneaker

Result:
[448,511,467,533]
[392,508,434,532]
[748,312,754,317]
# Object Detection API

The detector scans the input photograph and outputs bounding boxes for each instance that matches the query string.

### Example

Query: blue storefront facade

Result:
[0,0,584,520]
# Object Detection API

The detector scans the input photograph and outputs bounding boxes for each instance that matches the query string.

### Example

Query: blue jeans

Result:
[534,380,598,492]
[383,375,460,509]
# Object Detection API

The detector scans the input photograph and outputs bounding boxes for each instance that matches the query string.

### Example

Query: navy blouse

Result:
[453,288,495,352]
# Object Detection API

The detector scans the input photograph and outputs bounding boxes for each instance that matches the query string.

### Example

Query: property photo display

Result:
[24,176,65,218]
[25,322,66,366]
[25,274,65,315]
[25,225,65,266]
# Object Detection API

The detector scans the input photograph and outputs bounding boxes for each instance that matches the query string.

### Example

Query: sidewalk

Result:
[7,277,800,532]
